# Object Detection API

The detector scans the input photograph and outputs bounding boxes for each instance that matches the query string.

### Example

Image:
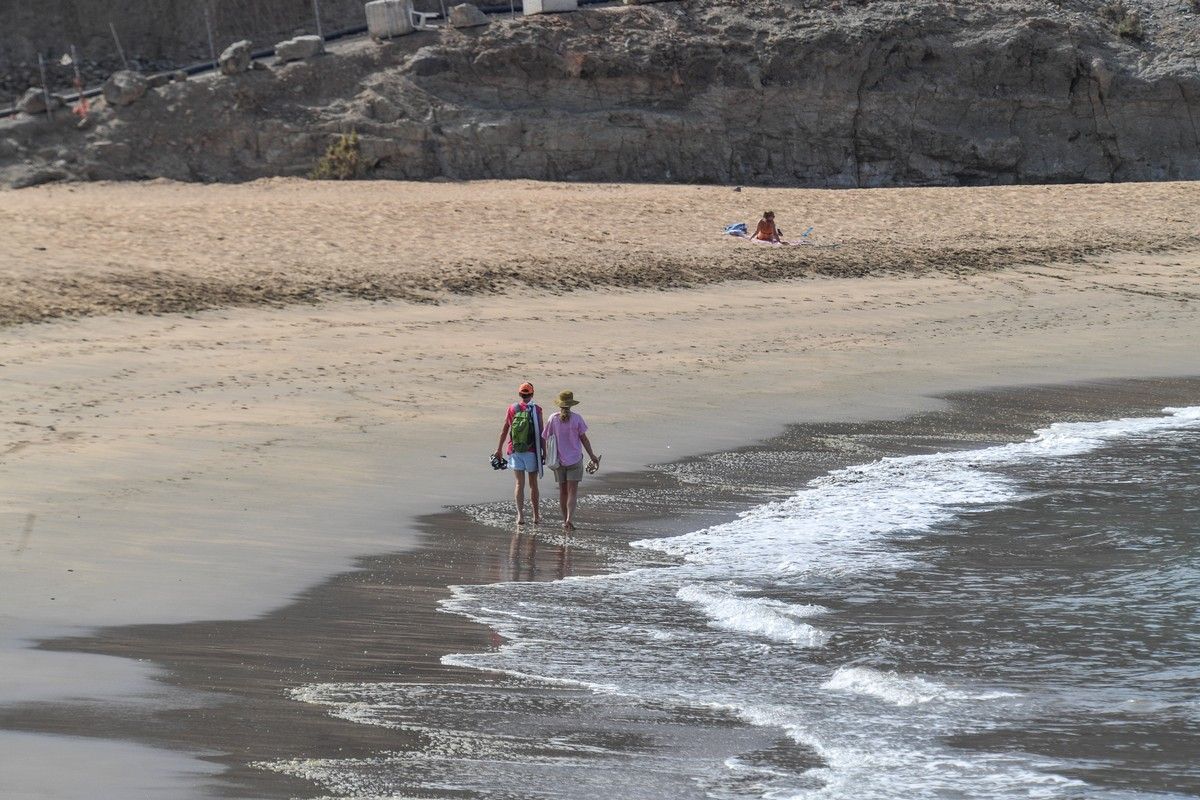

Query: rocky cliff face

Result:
[3,0,1199,188]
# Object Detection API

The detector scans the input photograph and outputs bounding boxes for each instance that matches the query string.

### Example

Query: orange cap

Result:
[518,382,534,395]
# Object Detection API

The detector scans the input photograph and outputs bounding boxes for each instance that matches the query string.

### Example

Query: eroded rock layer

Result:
[3,0,1199,188]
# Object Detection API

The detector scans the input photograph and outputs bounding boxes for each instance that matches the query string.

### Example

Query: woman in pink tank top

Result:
[543,390,601,531]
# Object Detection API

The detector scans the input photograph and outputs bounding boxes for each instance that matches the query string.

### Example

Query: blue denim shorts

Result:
[508,451,539,472]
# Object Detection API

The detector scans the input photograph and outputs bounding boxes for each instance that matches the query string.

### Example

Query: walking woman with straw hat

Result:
[542,390,600,531]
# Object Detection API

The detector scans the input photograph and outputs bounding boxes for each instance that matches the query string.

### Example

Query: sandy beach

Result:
[2,179,1198,324]
[1,179,1198,798]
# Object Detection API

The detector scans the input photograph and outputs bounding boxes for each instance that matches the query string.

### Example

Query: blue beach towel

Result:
[725,222,749,236]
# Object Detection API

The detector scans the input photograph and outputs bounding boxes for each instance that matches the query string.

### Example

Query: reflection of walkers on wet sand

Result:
[507,529,574,582]
[494,382,544,525]
[508,529,537,582]
[543,390,601,531]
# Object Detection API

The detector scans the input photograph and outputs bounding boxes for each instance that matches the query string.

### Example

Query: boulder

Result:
[10,166,70,189]
[274,35,324,64]
[366,0,415,38]
[17,87,61,114]
[523,0,577,13]
[219,39,253,75]
[449,4,490,28]
[408,48,451,76]
[103,70,149,106]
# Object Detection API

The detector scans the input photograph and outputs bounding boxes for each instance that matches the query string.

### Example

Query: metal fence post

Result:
[1,45,12,116]
[109,21,129,70]
[36,53,52,119]
[312,0,325,42]
[204,7,218,71]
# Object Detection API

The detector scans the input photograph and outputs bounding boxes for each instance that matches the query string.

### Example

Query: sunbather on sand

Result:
[752,211,783,243]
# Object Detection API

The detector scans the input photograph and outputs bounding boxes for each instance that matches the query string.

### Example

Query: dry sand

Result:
[1,178,1198,324]
[1,179,1198,798]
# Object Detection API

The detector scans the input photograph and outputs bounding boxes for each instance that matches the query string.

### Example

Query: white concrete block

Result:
[523,0,578,14]
[366,0,416,37]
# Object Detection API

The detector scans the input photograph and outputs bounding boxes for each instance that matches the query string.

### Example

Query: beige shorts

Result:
[554,460,584,483]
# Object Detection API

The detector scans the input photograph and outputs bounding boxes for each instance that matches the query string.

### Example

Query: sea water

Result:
[268,406,1200,799]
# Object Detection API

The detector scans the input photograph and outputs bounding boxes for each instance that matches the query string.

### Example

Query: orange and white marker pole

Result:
[67,46,89,117]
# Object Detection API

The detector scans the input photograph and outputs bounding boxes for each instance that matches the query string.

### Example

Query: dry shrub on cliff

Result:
[310,131,366,180]
[1101,0,1144,40]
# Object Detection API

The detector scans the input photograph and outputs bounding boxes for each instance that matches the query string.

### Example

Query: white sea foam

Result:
[632,406,1200,576]
[307,406,1200,800]
[677,584,830,646]
[631,451,1013,578]
[823,666,947,706]
[822,666,1017,707]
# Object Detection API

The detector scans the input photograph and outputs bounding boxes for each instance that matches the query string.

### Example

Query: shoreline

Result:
[2,235,1198,796]
[5,377,1200,799]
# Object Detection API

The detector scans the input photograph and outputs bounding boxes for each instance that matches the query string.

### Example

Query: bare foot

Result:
[564,521,576,531]
[533,516,542,524]
[516,516,526,526]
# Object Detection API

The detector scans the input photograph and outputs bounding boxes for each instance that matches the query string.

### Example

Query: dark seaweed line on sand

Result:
[2,234,1197,327]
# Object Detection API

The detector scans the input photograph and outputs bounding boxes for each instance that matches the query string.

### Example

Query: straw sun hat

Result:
[555,390,580,408]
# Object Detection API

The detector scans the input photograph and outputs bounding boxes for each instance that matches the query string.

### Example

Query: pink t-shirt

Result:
[504,402,542,456]
[543,411,588,466]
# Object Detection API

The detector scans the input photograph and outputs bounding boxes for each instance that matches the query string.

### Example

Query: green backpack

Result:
[510,403,537,453]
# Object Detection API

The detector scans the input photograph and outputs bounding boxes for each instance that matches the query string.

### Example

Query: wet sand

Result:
[4,378,1199,799]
